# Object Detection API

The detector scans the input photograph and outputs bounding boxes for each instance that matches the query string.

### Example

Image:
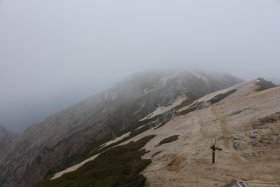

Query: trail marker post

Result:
[210,139,222,163]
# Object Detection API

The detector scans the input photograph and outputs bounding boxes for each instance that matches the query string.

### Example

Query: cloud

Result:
[0,0,280,131]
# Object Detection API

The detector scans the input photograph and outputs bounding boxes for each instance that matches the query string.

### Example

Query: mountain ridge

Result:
[32,79,280,187]
[0,71,242,187]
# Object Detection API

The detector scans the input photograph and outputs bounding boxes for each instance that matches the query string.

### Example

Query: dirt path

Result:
[210,106,244,163]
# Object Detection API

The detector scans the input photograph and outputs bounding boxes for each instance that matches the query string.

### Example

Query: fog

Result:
[0,0,280,132]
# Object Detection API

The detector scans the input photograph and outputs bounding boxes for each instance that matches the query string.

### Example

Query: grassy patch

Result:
[40,124,151,184]
[158,135,179,146]
[151,151,162,158]
[209,89,237,104]
[32,135,155,187]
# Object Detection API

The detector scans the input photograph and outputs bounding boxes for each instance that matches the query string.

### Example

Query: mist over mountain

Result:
[0,70,241,187]
[1,1,280,186]
[0,84,110,133]
[1,0,280,132]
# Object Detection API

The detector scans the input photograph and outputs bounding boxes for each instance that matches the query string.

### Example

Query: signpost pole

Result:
[211,141,222,164]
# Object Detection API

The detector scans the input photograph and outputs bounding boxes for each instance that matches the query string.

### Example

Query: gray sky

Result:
[1,0,280,132]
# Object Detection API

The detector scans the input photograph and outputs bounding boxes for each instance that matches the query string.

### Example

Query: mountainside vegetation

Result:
[32,135,155,187]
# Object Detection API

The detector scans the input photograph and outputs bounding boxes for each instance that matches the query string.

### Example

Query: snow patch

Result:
[99,132,131,148]
[51,154,99,180]
[140,96,186,122]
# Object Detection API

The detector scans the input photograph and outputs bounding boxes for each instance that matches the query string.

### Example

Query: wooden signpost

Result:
[210,139,222,163]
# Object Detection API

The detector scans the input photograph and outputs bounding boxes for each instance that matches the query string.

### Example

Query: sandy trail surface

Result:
[133,82,280,187]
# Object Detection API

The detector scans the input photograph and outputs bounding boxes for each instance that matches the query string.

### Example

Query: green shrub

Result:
[32,135,155,187]
[158,135,179,146]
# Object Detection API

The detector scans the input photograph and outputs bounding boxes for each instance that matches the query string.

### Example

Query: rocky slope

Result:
[0,71,241,187]
[0,126,14,161]
[39,78,280,187]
